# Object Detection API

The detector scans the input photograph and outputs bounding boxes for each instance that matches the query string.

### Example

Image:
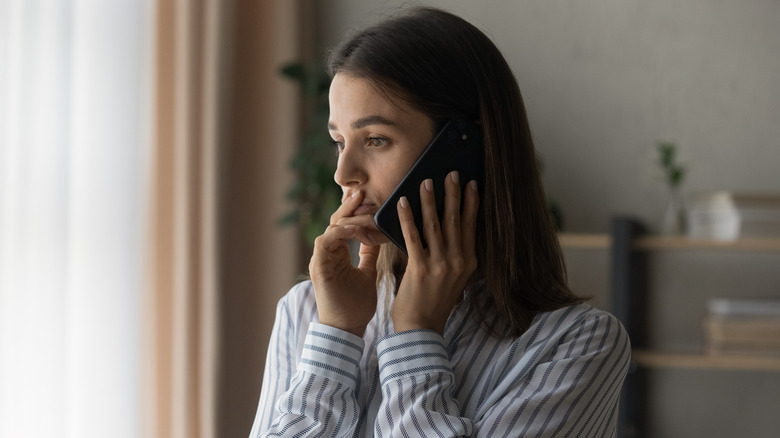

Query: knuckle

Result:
[450,256,466,273]
[431,260,448,277]
[466,256,478,273]
[414,263,430,277]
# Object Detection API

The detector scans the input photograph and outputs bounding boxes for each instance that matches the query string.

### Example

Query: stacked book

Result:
[703,298,780,357]
[686,193,780,240]
[733,194,780,238]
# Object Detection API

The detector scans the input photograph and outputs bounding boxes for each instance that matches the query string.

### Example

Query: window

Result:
[0,1,153,436]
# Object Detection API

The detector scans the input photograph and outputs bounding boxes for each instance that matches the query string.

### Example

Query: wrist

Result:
[392,317,445,335]
[318,319,366,338]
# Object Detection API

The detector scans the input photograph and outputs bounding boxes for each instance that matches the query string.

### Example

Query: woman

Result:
[250,7,630,438]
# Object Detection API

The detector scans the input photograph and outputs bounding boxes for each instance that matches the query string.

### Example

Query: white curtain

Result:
[0,1,153,437]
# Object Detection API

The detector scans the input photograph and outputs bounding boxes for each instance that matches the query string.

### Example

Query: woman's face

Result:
[328,73,435,223]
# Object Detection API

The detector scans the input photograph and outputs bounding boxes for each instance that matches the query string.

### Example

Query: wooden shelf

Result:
[558,233,611,248]
[559,233,780,252]
[632,350,780,372]
[634,236,780,251]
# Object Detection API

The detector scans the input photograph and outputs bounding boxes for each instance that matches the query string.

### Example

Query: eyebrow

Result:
[327,115,397,131]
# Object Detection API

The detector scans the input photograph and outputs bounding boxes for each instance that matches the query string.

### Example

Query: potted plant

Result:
[278,62,341,249]
[656,140,687,235]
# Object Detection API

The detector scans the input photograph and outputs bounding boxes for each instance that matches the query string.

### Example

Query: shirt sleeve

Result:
[375,311,631,438]
[248,290,297,437]
[250,317,365,438]
[375,329,474,437]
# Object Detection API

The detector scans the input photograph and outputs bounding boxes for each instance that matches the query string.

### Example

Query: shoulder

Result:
[447,302,630,423]
[530,303,631,363]
[275,280,319,329]
[535,303,624,334]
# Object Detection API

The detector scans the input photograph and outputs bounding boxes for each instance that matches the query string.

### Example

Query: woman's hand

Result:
[392,171,480,334]
[309,190,384,337]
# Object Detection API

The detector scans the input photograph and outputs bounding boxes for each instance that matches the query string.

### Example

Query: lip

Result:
[353,203,377,216]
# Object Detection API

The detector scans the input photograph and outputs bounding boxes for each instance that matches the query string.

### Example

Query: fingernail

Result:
[450,171,459,184]
[469,180,477,191]
[399,196,409,208]
[351,190,360,198]
[344,225,356,230]
[424,179,433,192]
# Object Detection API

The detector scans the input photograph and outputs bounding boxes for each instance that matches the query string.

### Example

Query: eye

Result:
[329,139,345,153]
[367,137,388,148]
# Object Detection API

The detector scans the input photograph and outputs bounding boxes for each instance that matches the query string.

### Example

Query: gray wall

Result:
[317,1,780,437]
[319,0,779,232]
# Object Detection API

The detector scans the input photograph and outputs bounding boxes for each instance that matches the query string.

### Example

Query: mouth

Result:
[353,202,377,216]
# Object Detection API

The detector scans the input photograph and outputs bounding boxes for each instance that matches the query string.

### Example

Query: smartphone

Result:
[374,118,484,253]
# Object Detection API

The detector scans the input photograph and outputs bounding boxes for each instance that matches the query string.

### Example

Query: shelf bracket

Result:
[611,216,647,438]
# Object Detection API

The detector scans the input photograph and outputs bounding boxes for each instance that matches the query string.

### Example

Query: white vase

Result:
[687,191,741,240]
[660,189,686,235]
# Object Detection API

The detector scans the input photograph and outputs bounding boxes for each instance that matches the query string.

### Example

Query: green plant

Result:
[656,140,686,190]
[278,62,341,247]
[655,140,688,234]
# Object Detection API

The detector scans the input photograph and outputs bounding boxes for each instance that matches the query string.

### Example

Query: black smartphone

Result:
[374,118,484,253]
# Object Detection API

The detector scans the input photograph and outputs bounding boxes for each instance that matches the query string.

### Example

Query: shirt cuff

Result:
[299,323,365,386]
[376,329,452,387]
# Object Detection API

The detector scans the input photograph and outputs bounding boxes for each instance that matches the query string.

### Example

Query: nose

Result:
[333,142,367,189]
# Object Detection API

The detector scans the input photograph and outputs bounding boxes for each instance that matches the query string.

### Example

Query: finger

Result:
[310,225,357,276]
[330,190,363,225]
[443,171,462,254]
[419,178,444,258]
[397,196,424,260]
[461,180,480,259]
[334,212,379,229]
[352,226,390,246]
[335,213,391,246]
[357,242,380,274]
[313,225,357,254]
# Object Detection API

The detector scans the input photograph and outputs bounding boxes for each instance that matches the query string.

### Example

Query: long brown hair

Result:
[327,7,584,337]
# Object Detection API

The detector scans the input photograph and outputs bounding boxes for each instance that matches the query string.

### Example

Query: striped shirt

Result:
[249,281,630,437]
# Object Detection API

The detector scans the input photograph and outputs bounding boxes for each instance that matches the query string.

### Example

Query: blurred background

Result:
[1,1,778,437]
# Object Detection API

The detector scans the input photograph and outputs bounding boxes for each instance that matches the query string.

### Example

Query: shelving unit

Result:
[558,219,780,437]
[557,233,611,249]
[633,235,780,251]
[559,232,780,252]
[632,350,780,372]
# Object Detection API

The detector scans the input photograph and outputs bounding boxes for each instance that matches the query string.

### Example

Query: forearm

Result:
[255,323,364,438]
[375,329,473,437]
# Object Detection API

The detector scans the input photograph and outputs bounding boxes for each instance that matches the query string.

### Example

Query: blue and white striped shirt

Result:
[249,281,630,437]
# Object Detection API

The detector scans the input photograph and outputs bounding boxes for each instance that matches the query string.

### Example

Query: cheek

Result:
[375,175,400,204]
[375,160,416,203]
